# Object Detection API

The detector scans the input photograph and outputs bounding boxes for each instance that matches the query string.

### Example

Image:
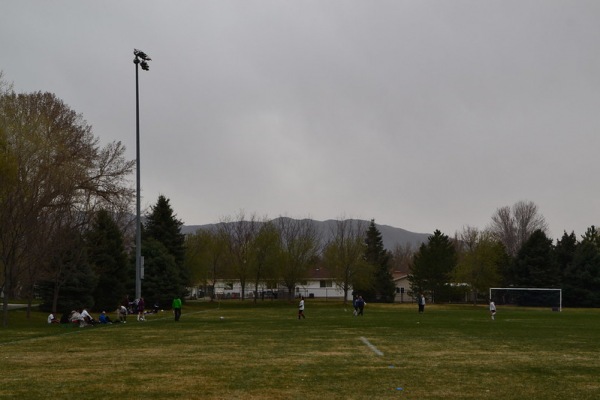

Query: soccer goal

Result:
[489,287,562,311]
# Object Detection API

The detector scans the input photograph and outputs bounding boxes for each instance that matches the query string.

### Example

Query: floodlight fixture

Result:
[134,49,151,61]
[134,49,151,71]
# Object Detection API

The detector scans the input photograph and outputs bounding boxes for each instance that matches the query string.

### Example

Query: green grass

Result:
[1,301,599,399]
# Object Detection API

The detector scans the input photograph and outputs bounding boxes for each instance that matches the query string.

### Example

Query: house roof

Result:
[306,266,335,280]
[392,271,409,282]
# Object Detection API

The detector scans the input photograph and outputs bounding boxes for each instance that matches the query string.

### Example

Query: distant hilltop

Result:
[182,218,431,251]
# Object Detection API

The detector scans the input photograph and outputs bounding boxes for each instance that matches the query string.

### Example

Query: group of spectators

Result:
[47,308,114,327]
[47,308,134,327]
[47,296,184,326]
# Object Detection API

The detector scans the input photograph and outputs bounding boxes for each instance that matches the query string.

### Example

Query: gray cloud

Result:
[2,1,599,238]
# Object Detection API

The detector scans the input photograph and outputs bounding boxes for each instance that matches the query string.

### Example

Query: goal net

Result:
[489,287,562,311]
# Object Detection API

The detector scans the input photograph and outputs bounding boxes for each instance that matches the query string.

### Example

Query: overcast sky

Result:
[2,1,600,239]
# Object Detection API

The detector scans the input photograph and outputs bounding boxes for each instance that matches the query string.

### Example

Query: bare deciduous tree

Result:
[453,227,504,304]
[220,211,262,300]
[454,225,480,253]
[489,200,548,257]
[184,226,230,301]
[249,221,281,303]
[0,90,134,326]
[390,242,414,275]
[275,217,321,300]
[323,218,369,304]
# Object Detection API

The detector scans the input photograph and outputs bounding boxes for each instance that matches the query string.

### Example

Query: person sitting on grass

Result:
[47,313,59,324]
[70,310,85,327]
[98,311,113,324]
[60,312,70,324]
[81,308,97,325]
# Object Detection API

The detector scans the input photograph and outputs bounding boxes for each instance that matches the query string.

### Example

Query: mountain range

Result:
[182,218,431,251]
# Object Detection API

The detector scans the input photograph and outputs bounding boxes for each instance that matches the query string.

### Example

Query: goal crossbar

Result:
[489,287,562,311]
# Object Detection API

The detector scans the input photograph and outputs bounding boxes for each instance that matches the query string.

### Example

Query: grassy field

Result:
[1,300,599,399]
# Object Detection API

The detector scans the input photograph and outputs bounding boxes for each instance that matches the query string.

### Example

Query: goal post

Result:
[489,287,562,311]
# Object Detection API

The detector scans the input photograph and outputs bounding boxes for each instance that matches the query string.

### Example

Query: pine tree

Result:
[555,230,577,283]
[510,229,560,306]
[86,210,132,312]
[142,195,189,305]
[512,229,559,288]
[363,220,395,302]
[145,195,186,267]
[408,230,457,302]
[563,226,600,307]
[142,238,180,307]
[38,226,97,313]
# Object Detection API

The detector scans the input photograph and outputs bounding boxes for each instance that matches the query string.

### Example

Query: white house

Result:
[393,272,416,303]
[189,266,353,301]
[190,268,416,303]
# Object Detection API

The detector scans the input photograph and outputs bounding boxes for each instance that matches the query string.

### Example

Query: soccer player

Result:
[118,305,128,323]
[489,299,496,320]
[172,296,182,321]
[298,296,305,319]
[137,297,145,321]
[356,296,365,316]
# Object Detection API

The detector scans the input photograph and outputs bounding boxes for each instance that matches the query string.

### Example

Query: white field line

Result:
[360,336,384,356]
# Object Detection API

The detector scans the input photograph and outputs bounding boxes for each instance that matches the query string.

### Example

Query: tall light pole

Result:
[134,49,151,300]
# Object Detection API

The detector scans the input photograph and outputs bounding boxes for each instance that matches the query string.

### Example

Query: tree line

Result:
[3,78,599,326]
[409,201,600,307]
[187,200,600,309]
[184,215,396,304]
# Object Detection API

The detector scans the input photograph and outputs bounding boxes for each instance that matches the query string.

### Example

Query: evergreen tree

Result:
[142,196,189,304]
[363,220,395,303]
[145,195,186,267]
[512,229,559,288]
[52,260,97,313]
[555,230,578,283]
[38,229,97,313]
[408,230,457,302]
[142,237,180,307]
[86,210,132,312]
[563,226,600,307]
[510,229,559,306]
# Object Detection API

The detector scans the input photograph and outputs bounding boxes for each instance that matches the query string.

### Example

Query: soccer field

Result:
[1,301,599,399]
